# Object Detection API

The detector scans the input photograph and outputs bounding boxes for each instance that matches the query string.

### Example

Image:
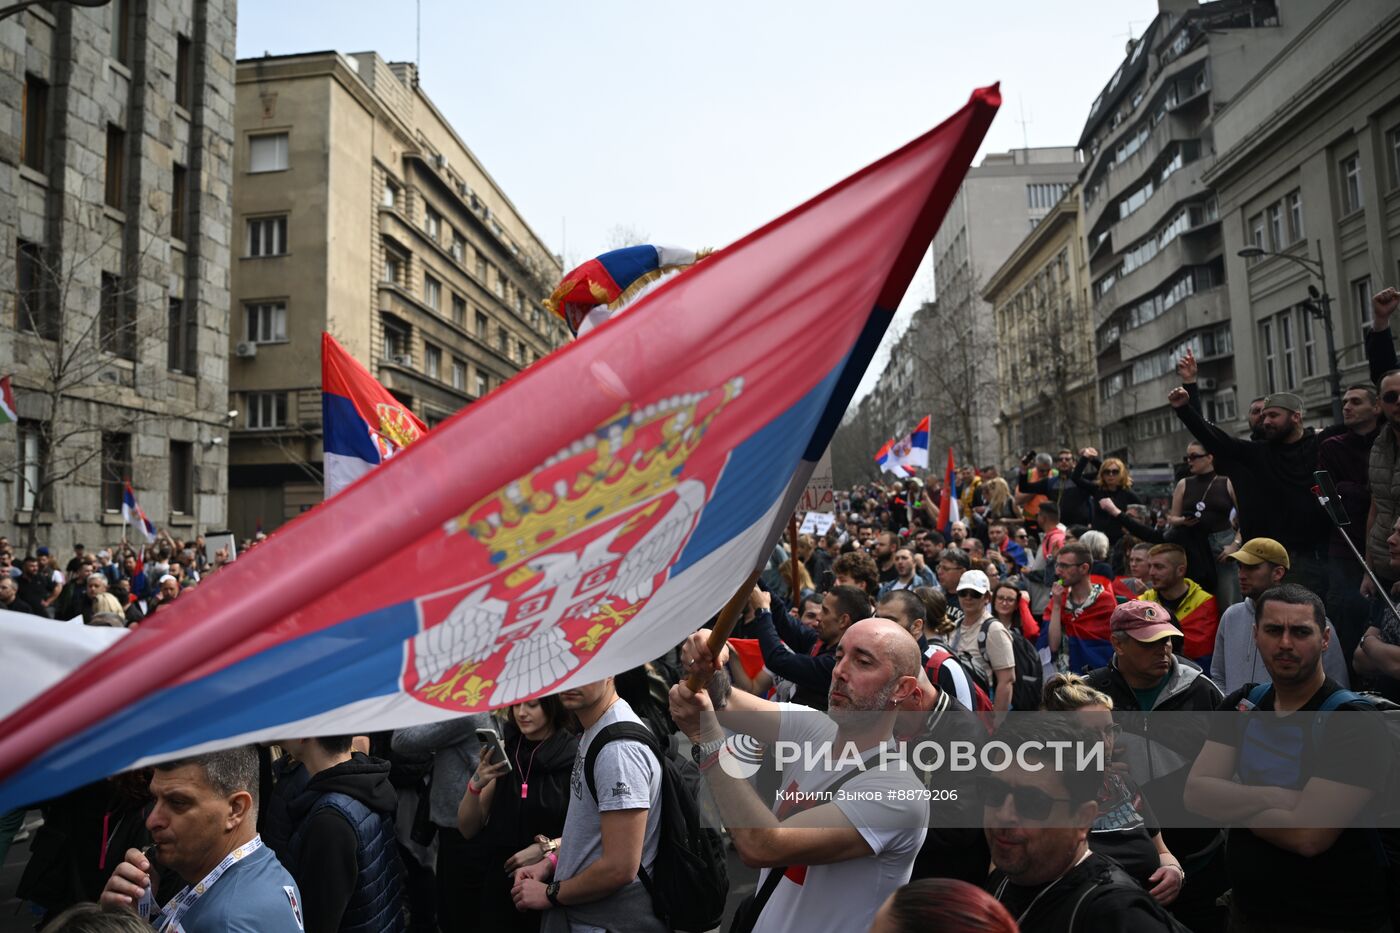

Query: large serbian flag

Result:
[122,483,158,544]
[322,333,428,497]
[0,87,999,809]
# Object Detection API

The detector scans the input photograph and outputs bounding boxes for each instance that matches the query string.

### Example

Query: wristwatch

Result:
[690,736,726,765]
[545,881,562,907]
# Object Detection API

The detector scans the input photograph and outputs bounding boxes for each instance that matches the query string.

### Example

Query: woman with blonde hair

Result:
[1070,448,1140,544]
[980,476,1020,521]
[1041,673,1183,906]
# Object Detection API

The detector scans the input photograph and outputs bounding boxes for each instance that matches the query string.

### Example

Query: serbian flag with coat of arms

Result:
[0,87,999,808]
[322,333,428,497]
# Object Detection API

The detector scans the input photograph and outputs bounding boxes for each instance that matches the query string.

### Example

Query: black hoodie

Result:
[284,753,400,933]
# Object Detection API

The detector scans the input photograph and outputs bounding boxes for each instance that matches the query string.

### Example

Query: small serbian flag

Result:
[936,447,960,534]
[544,245,708,339]
[122,484,157,544]
[0,375,16,425]
[904,415,930,469]
[875,438,897,474]
[322,333,428,498]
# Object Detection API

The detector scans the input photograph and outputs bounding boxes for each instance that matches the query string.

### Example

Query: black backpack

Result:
[972,618,1044,711]
[585,722,728,933]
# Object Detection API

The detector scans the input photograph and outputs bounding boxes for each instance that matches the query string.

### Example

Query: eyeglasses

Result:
[1183,453,1207,462]
[977,776,1073,821]
[1054,562,1085,572]
[1383,391,1400,405]
[1101,468,1121,475]
[956,590,985,599]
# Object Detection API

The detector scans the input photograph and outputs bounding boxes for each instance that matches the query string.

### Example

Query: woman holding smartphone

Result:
[457,695,577,932]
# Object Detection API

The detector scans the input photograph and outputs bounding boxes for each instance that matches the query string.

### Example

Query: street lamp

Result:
[1237,240,1343,424]
[0,0,109,22]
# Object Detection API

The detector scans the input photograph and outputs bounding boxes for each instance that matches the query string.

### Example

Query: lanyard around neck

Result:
[146,835,264,932]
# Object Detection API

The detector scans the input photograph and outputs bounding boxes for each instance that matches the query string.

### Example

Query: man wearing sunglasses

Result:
[1364,366,1400,623]
[984,718,1181,931]
[1168,384,1330,600]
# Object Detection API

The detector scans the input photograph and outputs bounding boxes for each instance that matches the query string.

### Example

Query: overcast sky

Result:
[237,0,1161,401]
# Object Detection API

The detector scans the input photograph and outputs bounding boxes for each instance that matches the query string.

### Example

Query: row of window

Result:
[1248,189,1305,257]
[14,423,194,515]
[380,315,498,397]
[1259,305,1320,396]
[1120,199,1216,276]
[1099,322,1232,398]
[1026,183,1070,211]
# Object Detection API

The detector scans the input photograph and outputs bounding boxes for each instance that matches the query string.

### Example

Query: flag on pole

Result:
[889,414,930,471]
[322,333,428,497]
[0,375,16,425]
[874,438,897,474]
[545,245,710,339]
[0,86,1000,810]
[936,447,960,534]
[121,483,157,544]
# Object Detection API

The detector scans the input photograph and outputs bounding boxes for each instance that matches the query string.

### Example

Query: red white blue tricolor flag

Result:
[874,438,897,474]
[0,86,999,808]
[889,414,930,472]
[121,483,158,545]
[937,447,960,534]
[322,333,428,497]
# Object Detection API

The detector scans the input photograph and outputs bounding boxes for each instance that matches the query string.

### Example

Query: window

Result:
[452,294,466,327]
[424,274,441,310]
[424,343,441,380]
[1248,213,1265,259]
[475,372,488,396]
[101,432,131,512]
[476,253,487,280]
[1287,190,1304,242]
[245,301,286,343]
[1387,124,1400,189]
[105,124,125,209]
[249,133,289,173]
[382,316,411,361]
[497,326,508,353]
[1339,154,1362,214]
[170,441,193,514]
[1279,312,1296,390]
[16,420,49,512]
[21,75,47,173]
[16,240,55,338]
[514,289,525,314]
[475,311,487,338]
[109,0,129,64]
[424,207,441,242]
[168,296,196,373]
[100,273,135,360]
[451,357,466,390]
[383,247,405,285]
[247,216,287,257]
[1260,319,1276,394]
[491,265,504,298]
[246,392,288,429]
[1354,276,1374,330]
[1267,203,1283,250]
[1300,306,1316,378]
[171,163,188,240]
[450,232,464,263]
[517,339,527,363]
[175,34,193,109]
[383,180,400,209]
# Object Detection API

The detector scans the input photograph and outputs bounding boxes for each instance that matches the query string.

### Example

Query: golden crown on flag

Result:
[444,378,743,566]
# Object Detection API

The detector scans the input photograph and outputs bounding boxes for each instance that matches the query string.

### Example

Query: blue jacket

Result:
[281,754,405,933]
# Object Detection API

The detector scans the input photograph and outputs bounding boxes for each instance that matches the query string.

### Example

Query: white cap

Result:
[956,569,990,595]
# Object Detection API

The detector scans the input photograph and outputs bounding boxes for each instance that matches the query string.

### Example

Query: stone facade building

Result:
[0,0,236,550]
[983,184,1098,461]
[1205,0,1399,419]
[928,146,1082,464]
[228,51,565,539]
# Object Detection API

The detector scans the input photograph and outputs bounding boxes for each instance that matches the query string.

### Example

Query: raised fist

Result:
[1168,387,1190,409]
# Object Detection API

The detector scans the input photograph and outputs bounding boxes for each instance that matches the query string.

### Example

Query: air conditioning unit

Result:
[393,354,413,366]
[1198,377,1217,390]
[235,341,258,358]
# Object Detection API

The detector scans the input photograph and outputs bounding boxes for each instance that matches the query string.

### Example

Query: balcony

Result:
[1112,229,1220,314]
[1118,287,1227,362]
[1112,158,1211,249]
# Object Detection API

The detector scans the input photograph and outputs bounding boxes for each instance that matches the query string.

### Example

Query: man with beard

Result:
[1169,387,1330,598]
[671,619,928,933]
[873,531,899,584]
[1186,585,1390,932]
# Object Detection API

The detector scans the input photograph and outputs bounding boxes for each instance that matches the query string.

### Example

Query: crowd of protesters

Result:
[1,287,1399,933]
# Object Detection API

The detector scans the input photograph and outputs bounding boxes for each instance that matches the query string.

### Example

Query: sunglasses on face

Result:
[1101,468,1121,475]
[957,590,984,599]
[977,776,1073,821]
[1383,391,1400,405]
[1183,453,1207,462]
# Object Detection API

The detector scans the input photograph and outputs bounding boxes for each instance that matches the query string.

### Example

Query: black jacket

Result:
[1070,457,1140,543]
[988,851,1183,932]
[281,754,405,933]
[0,595,38,615]
[1173,403,1328,554]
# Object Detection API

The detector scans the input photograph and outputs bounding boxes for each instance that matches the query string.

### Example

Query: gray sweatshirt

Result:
[392,713,492,828]
[1210,599,1350,695]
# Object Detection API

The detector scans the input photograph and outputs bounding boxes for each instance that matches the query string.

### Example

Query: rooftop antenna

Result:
[414,0,422,87]
[1016,98,1031,150]
[1114,19,1147,54]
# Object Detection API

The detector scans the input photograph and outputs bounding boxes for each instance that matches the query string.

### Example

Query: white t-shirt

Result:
[753,705,927,933]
